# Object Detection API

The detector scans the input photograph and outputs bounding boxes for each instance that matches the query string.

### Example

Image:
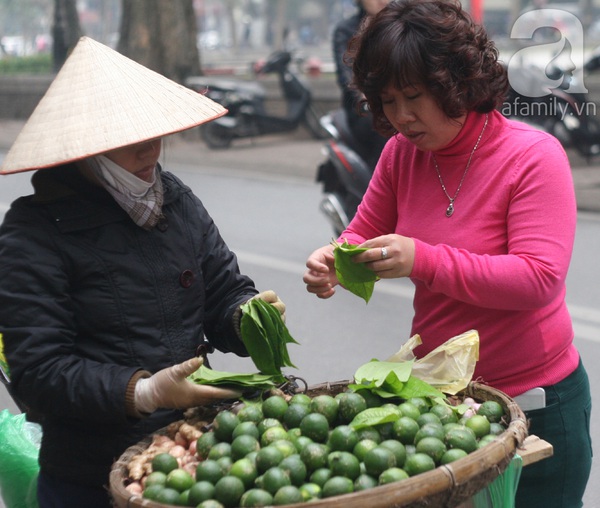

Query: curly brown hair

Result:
[347,0,508,136]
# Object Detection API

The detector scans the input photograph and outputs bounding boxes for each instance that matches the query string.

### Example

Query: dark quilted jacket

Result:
[0,163,257,486]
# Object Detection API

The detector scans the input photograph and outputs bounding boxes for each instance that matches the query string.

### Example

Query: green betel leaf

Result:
[253,299,298,369]
[273,321,299,369]
[332,240,378,303]
[267,302,299,345]
[188,365,278,390]
[240,298,299,378]
[240,308,279,376]
[245,300,266,331]
[252,300,296,370]
[353,359,414,387]
[251,300,280,351]
[347,382,377,395]
[396,375,446,400]
[372,387,403,399]
[349,407,401,429]
[381,370,405,395]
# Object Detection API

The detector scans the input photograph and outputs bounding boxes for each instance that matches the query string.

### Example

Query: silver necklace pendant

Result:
[432,113,489,218]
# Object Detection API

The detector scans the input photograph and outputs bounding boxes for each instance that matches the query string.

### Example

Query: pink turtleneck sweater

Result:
[341,110,580,397]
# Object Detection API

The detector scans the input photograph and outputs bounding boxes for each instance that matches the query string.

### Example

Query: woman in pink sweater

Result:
[303,0,591,505]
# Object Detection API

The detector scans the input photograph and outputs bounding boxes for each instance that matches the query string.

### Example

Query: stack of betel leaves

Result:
[188,298,299,390]
[332,239,378,303]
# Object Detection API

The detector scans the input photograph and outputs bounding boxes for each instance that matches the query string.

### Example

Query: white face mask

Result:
[94,155,156,198]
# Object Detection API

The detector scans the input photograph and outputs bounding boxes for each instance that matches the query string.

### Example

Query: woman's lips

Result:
[403,130,425,143]
[135,165,156,181]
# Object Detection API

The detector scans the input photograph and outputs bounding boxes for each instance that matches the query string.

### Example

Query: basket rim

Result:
[109,380,528,508]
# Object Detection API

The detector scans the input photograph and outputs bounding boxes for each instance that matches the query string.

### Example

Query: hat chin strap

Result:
[87,155,164,230]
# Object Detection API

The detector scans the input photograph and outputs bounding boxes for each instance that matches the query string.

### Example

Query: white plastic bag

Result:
[386,329,480,395]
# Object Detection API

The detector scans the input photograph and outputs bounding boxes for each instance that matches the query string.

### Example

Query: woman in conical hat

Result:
[0,37,285,507]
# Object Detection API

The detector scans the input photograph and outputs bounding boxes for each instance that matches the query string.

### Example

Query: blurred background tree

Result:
[52,0,81,71]
[118,0,200,83]
[1,0,546,79]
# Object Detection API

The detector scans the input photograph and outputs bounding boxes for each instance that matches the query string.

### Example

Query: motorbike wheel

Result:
[201,122,234,149]
[303,104,330,140]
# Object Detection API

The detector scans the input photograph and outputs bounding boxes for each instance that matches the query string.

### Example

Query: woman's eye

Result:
[381,98,394,105]
[405,93,420,100]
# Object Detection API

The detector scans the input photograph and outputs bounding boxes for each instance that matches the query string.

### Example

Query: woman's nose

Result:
[138,139,161,158]
[392,103,415,125]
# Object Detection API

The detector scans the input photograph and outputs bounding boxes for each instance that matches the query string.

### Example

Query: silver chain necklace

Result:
[431,113,489,217]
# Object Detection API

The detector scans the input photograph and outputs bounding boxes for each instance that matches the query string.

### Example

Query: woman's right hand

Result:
[134,357,241,414]
[303,244,338,299]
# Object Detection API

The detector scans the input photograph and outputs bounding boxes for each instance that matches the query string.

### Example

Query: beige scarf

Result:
[87,155,164,230]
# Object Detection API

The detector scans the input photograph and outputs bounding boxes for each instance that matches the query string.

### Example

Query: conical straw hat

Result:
[0,36,227,174]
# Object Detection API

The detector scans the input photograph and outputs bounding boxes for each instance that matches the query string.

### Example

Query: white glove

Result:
[134,357,240,414]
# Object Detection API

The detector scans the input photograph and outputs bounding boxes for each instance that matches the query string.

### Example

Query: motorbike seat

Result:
[185,77,266,100]
[328,108,386,172]
[331,109,359,147]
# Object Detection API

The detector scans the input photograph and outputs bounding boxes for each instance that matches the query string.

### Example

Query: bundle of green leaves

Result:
[349,360,445,401]
[188,365,278,391]
[188,298,299,390]
[347,359,448,429]
[332,239,378,303]
[240,298,298,382]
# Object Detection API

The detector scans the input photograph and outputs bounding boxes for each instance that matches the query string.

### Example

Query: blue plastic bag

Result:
[0,410,41,508]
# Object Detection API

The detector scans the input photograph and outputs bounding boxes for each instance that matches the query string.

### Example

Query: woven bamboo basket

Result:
[109,380,528,508]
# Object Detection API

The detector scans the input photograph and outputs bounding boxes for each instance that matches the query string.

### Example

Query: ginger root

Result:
[126,434,176,480]
[126,422,203,481]
[178,422,202,443]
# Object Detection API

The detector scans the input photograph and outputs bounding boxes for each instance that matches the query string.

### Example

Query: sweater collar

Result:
[433,111,490,158]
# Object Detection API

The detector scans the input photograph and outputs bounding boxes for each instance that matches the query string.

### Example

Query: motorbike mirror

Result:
[584,49,600,73]
[251,59,266,75]
[259,51,291,74]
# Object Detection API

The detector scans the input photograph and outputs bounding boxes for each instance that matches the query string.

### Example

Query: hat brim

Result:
[0,37,227,175]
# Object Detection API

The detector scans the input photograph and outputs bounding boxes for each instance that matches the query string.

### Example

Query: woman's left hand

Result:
[353,234,415,279]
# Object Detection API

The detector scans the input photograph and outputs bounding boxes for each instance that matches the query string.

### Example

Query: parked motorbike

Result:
[502,55,600,161]
[316,109,374,237]
[185,50,327,149]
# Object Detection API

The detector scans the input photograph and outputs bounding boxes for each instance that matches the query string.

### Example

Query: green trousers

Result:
[516,358,592,508]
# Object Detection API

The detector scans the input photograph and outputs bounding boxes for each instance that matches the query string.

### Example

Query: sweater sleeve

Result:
[339,141,400,245]
[411,135,576,310]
